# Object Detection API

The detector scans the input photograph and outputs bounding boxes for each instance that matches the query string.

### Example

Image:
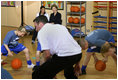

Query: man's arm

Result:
[43,50,51,61]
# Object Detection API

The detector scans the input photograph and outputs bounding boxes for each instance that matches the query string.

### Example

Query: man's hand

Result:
[74,62,81,77]
[43,50,51,61]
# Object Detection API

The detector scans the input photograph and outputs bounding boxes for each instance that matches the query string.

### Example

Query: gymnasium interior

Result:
[1,1,117,79]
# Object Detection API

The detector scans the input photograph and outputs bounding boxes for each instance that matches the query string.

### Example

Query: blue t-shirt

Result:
[85,29,112,47]
[3,30,19,48]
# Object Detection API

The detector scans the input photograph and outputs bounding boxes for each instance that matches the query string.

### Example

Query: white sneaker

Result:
[27,64,35,68]
[1,59,3,62]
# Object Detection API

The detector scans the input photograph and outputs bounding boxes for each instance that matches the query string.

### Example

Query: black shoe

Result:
[32,65,40,71]
[81,69,86,75]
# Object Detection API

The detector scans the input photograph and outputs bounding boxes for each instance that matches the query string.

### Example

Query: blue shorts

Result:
[87,36,115,53]
[37,42,41,51]
[1,43,26,56]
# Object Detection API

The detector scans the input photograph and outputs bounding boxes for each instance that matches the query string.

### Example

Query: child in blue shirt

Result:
[78,29,117,74]
[1,27,34,68]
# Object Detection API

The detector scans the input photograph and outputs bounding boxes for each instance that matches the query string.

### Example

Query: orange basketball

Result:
[73,18,80,24]
[70,6,75,12]
[81,18,85,24]
[68,17,74,23]
[74,6,80,12]
[95,60,106,71]
[11,58,22,70]
[81,6,85,12]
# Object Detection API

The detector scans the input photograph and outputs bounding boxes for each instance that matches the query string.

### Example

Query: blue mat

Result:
[71,29,86,37]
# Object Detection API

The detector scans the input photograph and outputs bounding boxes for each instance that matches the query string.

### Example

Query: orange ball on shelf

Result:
[11,58,22,70]
[73,18,80,24]
[81,18,85,24]
[68,17,74,23]
[95,60,106,71]
[70,6,75,12]
[74,6,80,12]
[81,6,85,12]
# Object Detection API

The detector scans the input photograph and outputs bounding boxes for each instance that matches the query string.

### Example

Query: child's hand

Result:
[8,51,13,56]
[102,57,108,63]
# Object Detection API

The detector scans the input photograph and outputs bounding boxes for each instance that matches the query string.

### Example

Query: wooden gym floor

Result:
[1,26,117,79]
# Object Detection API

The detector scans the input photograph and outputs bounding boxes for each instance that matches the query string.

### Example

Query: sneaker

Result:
[1,59,3,62]
[81,69,86,75]
[33,65,40,71]
[27,64,35,68]
[31,40,35,44]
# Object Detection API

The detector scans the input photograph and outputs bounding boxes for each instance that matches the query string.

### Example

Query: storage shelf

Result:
[109,27,117,29]
[94,16,107,18]
[94,16,117,19]
[67,1,86,4]
[94,21,107,23]
[94,1,117,3]
[94,6,117,8]
[93,1,117,43]
[66,1,86,37]
[110,22,117,24]
[67,23,85,27]
[111,32,117,35]
[94,26,117,29]
[67,12,86,16]
[94,26,107,28]
[109,17,117,19]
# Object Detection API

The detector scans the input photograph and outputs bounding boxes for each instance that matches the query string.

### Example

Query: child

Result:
[78,29,117,74]
[35,42,41,66]
[1,27,34,68]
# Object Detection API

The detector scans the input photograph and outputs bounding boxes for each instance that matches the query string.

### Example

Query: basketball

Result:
[11,58,22,70]
[68,17,74,23]
[70,6,75,12]
[81,6,85,12]
[81,18,85,24]
[95,60,106,71]
[73,18,80,24]
[74,6,80,12]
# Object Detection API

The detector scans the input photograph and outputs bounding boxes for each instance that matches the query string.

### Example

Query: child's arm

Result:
[102,56,108,63]
[4,44,13,56]
[111,53,117,65]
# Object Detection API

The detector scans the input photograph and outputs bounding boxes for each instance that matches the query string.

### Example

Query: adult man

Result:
[32,15,82,79]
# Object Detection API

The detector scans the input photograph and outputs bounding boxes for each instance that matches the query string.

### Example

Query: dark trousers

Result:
[32,28,38,41]
[32,53,82,79]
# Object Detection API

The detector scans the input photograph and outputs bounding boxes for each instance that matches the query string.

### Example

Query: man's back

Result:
[38,23,81,56]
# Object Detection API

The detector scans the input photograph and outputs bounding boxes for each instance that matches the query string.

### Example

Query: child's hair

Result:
[101,42,116,56]
[17,26,27,33]
[51,4,58,10]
